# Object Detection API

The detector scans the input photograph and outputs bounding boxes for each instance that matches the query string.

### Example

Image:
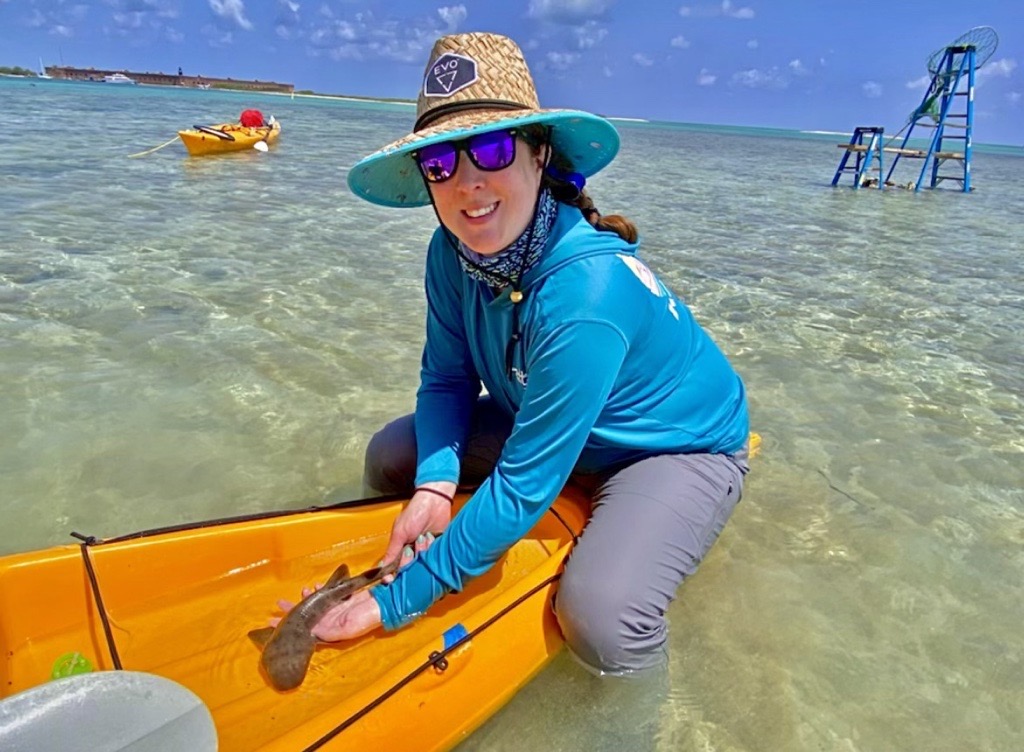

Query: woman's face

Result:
[427,134,546,256]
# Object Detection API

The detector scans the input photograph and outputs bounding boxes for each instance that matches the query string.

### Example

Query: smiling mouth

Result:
[464,202,498,219]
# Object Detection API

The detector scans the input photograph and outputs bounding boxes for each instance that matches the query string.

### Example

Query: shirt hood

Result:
[519,203,639,290]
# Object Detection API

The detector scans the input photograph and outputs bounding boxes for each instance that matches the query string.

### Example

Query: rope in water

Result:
[127,135,180,159]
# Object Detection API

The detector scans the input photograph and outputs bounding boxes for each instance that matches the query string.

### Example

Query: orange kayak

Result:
[177,120,281,156]
[0,487,589,751]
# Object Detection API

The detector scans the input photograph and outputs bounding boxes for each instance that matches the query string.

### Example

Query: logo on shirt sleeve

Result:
[617,254,679,320]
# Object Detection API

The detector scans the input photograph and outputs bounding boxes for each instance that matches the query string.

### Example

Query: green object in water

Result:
[51,652,94,679]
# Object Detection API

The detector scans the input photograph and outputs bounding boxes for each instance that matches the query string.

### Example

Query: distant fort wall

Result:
[45,66,294,94]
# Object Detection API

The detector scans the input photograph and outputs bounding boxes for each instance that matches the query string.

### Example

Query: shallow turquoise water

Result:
[2,77,1022,751]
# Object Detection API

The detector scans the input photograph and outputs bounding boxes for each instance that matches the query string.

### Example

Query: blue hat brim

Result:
[347,110,620,208]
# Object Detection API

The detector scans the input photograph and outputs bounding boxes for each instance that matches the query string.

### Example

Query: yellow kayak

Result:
[177,120,281,156]
[0,487,589,751]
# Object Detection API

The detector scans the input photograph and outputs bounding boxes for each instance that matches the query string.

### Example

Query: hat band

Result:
[414,99,530,132]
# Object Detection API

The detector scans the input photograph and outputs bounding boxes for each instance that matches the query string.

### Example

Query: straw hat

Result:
[347,32,620,208]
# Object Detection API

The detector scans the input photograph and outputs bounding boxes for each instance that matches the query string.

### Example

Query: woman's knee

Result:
[555,570,669,675]
[363,414,417,494]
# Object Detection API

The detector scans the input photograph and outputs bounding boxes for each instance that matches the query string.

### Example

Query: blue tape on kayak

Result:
[442,623,469,650]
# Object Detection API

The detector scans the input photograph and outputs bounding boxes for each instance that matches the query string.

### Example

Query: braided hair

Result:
[522,125,638,244]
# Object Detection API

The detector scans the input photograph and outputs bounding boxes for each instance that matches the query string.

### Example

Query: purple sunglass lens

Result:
[417,142,458,182]
[415,129,518,183]
[467,130,516,170]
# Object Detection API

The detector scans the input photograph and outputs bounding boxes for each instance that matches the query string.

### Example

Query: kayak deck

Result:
[0,488,589,751]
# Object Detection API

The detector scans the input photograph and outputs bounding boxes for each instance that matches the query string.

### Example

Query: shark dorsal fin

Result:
[247,626,275,648]
[324,563,351,588]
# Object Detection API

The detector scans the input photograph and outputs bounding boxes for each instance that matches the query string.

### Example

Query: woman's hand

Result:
[269,484,457,641]
[381,482,456,578]
[273,588,382,643]
[310,589,381,642]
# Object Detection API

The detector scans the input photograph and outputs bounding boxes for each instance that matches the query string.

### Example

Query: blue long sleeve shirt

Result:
[372,204,748,628]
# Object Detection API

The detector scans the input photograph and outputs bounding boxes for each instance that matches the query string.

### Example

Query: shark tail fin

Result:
[263,632,318,692]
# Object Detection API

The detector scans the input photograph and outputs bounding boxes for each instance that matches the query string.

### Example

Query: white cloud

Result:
[862,81,883,98]
[722,0,754,19]
[731,67,786,89]
[679,1,754,19]
[202,24,235,46]
[274,0,301,39]
[333,21,357,42]
[545,51,582,71]
[108,0,178,19]
[105,1,182,39]
[904,57,1016,95]
[520,5,611,72]
[977,57,1017,81]
[670,35,690,49]
[111,12,145,30]
[573,20,607,49]
[25,2,87,36]
[437,5,467,31]
[697,67,716,85]
[209,0,252,31]
[633,53,654,66]
[788,59,809,76]
[308,8,461,63]
[528,0,613,22]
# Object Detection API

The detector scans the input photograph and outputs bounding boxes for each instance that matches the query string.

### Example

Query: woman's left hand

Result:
[273,588,382,643]
[270,528,438,641]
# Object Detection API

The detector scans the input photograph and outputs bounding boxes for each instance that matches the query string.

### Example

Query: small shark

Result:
[248,558,399,691]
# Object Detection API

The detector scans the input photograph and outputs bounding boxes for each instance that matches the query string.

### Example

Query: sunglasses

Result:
[413,129,524,184]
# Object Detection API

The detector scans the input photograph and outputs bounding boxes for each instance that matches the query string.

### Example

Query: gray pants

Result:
[364,398,748,675]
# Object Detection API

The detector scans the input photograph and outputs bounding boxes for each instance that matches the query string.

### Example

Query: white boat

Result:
[103,73,136,84]
[38,58,52,79]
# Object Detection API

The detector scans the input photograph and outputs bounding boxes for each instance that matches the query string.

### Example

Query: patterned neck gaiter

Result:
[456,189,558,290]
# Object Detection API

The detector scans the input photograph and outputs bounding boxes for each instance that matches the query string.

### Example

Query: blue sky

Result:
[3,1,1021,145]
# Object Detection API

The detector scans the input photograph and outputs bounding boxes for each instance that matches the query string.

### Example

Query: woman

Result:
[286,32,750,675]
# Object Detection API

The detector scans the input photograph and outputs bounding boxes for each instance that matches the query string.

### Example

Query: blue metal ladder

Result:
[832,127,885,189]
[885,45,976,192]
